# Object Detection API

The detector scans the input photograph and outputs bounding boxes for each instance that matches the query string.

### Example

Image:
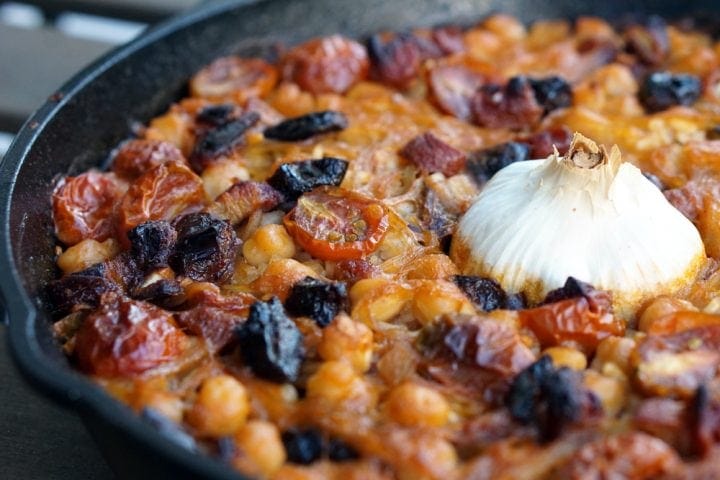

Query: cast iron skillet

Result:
[1,0,717,477]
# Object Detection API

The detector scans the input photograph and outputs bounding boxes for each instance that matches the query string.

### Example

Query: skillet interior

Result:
[1,0,718,477]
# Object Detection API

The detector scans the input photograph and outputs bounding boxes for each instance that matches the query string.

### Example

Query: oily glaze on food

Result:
[48,14,720,479]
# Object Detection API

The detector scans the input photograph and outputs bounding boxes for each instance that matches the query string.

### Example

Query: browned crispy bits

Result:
[367,33,422,89]
[111,139,186,180]
[623,16,669,66]
[208,181,282,225]
[169,212,237,283]
[73,293,186,376]
[428,65,484,121]
[557,432,681,478]
[399,132,466,176]
[189,111,260,172]
[52,171,122,246]
[470,76,543,130]
[190,56,279,102]
[118,161,205,236]
[281,35,369,94]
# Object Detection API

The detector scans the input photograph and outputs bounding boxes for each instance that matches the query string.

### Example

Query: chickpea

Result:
[243,224,296,266]
[350,280,412,325]
[317,314,374,372]
[385,382,450,427]
[349,278,390,305]
[591,336,636,375]
[638,296,697,333]
[186,374,249,437]
[201,159,250,200]
[250,258,318,301]
[233,420,286,477]
[410,280,474,325]
[543,346,587,371]
[306,360,367,404]
[405,254,459,280]
[584,369,628,417]
[57,238,119,274]
[483,14,526,41]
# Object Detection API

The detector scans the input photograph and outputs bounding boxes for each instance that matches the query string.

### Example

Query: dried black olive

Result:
[127,220,177,271]
[422,190,456,240]
[132,279,184,307]
[638,72,701,113]
[452,275,507,312]
[529,76,573,114]
[169,212,237,283]
[236,297,305,383]
[327,438,360,461]
[505,292,527,310]
[195,104,236,127]
[48,271,119,315]
[707,125,720,140]
[266,157,348,205]
[264,111,348,141]
[141,408,198,452]
[466,142,530,184]
[505,355,583,442]
[542,276,596,305]
[190,111,260,171]
[285,276,348,328]
[282,428,323,464]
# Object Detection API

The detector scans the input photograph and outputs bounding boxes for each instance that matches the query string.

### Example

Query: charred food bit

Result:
[328,438,360,461]
[235,297,304,383]
[470,76,543,129]
[263,110,348,141]
[48,267,119,315]
[451,275,508,311]
[195,104,238,128]
[505,355,585,442]
[141,408,198,452]
[529,76,573,114]
[266,157,348,204]
[422,189,456,240]
[639,72,701,113]
[466,142,530,184]
[189,111,260,172]
[127,220,177,271]
[285,276,348,327]
[209,181,282,224]
[623,15,669,66]
[132,279,183,307]
[399,132,466,177]
[169,212,237,283]
[282,428,324,465]
[367,33,423,89]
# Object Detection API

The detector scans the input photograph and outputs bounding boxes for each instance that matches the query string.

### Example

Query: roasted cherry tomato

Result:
[190,56,278,103]
[74,293,186,376]
[111,139,186,180]
[284,188,389,261]
[281,35,369,94]
[52,171,122,246]
[118,161,205,237]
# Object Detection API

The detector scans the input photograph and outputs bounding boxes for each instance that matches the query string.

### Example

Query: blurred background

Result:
[0,0,204,159]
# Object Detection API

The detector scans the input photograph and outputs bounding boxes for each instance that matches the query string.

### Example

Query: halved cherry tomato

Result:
[190,56,278,103]
[284,188,389,261]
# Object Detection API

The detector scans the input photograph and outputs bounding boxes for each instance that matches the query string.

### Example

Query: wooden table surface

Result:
[0,325,114,479]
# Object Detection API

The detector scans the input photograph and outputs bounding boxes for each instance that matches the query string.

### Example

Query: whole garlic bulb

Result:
[451,133,706,316]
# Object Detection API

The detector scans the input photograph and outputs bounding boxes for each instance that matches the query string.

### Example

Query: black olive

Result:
[131,279,184,308]
[264,111,348,141]
[504,292,527,310]
[466,142,530,184]
[638,71,701,113]
[127,220,177,271]
[505,355,583,442]
[169,212,237,283]
[327,438,360,461]
[195,104,236,127]
[542,276,596,305]
[282,428,323,464]
[452,275,507,311]
[235,297,305,383]
[266,157,348,205]
[141,408,198,452]
[529,76,573,114]
[707,125,720,140]
[190,111,260,171]
[285,276,348,328]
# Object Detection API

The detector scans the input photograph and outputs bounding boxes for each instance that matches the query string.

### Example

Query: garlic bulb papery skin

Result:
[451,133,706,317]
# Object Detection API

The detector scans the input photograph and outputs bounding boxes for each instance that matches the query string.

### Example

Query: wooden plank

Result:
[0,326,114,479]
[0,24,114,132]
[23,0,201,23]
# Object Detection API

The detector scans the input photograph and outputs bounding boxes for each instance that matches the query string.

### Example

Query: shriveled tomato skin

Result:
[52,171,122,246]
[190,56,278,102]
[519,293,624,354]
[281,35,369,94]
[74,294,186,376]
[111,139,186,180]
[284,188,389,261]
[118,161,205,236]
